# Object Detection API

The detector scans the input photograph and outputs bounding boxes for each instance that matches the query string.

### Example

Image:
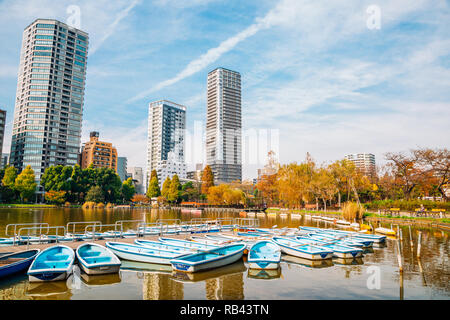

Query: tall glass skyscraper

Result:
[10,19,88,181]
[146,100,186,189]
[206,67,242,183]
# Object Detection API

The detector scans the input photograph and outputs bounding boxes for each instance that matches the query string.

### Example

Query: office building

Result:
[81,131,117,171]
[117,156,128,181]
[344,153,376,177]
[1,153,9,168]
[127,166,144,194]
[10,19,88,181]
[146,100,186,190]
[206,67,242,183]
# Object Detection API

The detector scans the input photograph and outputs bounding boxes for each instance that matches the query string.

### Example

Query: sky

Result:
[0,0,449,180]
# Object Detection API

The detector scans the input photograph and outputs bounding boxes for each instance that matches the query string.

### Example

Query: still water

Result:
[0,208,448,300]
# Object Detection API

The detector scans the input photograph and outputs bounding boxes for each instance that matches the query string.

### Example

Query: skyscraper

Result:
[117,157,128,181]
[206,67,242,183]
[146,100,186,189]
[344,153,376,177]
[10,19,88,181]
[0,109,6,157]
[127,166,144,194]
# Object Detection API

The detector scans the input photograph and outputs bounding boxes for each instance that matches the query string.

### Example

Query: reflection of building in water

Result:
[143,273,183,300]
[205,273,244,300]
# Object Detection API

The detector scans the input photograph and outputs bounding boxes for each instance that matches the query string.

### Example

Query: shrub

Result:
[342,201,364,222]
[106,203,114,209]
[82,201,95,209]
[96,202,105,209]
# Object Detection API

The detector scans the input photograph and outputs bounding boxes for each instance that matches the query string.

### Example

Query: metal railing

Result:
[137,222,167,237]
[66,221,102,240]
[6,223,50,246]
[17,226,66,248]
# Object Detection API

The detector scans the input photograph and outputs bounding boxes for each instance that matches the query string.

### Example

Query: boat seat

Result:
[83,256,111,264]
[82,251,102,257]
[47,254,70,261]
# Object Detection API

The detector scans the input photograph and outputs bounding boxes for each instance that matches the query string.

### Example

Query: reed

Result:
[96,202,105,209]
[82,201,96,209]
[342,201,364,221]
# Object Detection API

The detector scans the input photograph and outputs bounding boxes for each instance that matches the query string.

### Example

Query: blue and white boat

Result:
[158,237,219,251]
[0,249,40,278]
[76,243,121,275]
[190,236,230,246]
[134,239,192,254]
[247,241,281,270]
[0,237,14,246]
[170,243,246,273]
[27,245,75,282]
[105,242,185,265]
[272,237,333,260]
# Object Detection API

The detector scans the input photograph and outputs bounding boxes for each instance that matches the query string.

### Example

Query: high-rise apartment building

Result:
[206,67,242,183]
[0,109,6,157]
[146,100,186,189]
[10,19,88,181]
[81,132,117,171]
[344,153,376,177]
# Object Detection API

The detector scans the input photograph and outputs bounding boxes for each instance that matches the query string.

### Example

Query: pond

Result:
[0,208,448,300]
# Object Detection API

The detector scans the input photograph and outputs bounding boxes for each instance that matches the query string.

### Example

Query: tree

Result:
[201,165,214,194]
[95,167,122,203]
[85,186,104,203]
[14,165,37,202]
[161,176,171,200]
[168,174,181,203]
[121,177,136,202]
[131,194,149,204]
[413,148,450,200]
[1,166,18,202]
[147,176,161,198]
[45,190,67,204]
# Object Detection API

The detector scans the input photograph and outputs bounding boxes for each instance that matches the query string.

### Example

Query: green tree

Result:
[85,186,104,203]
[95,167,122,203]
[121,177,136,202]
[1,166,18,202]
[201,165,214,194]
[14,165,37,202]
[147,176,161,198]
[168,174,181,203]
[161,176,171,200]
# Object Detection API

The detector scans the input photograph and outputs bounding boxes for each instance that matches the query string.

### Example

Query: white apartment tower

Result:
[344,153,376,177]
[10,19,88,181]
[206,67,242,183]
[146,100,186,189]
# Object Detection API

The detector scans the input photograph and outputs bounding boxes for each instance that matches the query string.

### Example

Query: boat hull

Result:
[28,269,72,282]
[171,246,245,273]
[79,263,121,275]
[107,248,176,265]
[0,250,40,278]
[278,246,333,260]
[248,261,279,270]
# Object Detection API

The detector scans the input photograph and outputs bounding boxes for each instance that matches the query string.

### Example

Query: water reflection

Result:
[333,258,364,265]
[26,281,72,299]
[172,260,247,283]
[281,255,334,268]
[247,267,282,280]
[80,273,121,286]
[142,272,183,300]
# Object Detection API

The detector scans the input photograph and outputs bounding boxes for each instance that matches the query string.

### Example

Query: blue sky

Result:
[0,0,449,180]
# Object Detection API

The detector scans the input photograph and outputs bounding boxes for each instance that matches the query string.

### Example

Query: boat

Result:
[0,249,40,279]
[311,215,321,220]
[76,243,121,275]
[281,255,333,268]
[247,241,281,270]
[170,243,246,273]
[336,220,351,226]
[172,260,247,283]
[134,239,192,254]
[189,236,229,246]
[350,223,360,230]
[272,237,333,260]
[374,227,396,236]
[159,237,219,251]
[0,237,15,246]
[105,242,185,265]
[27,245,75,282]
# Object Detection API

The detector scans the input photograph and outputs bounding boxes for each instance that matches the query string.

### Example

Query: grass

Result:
[0,204,57,208]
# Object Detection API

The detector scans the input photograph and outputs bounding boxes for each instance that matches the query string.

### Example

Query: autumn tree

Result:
[147,170,160,198]
[14,165,37,202]
[161,176,171,200]
[121,177,136,202]
[168,174,181,203]
[45,190,67,205]
[201,165,214,194]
